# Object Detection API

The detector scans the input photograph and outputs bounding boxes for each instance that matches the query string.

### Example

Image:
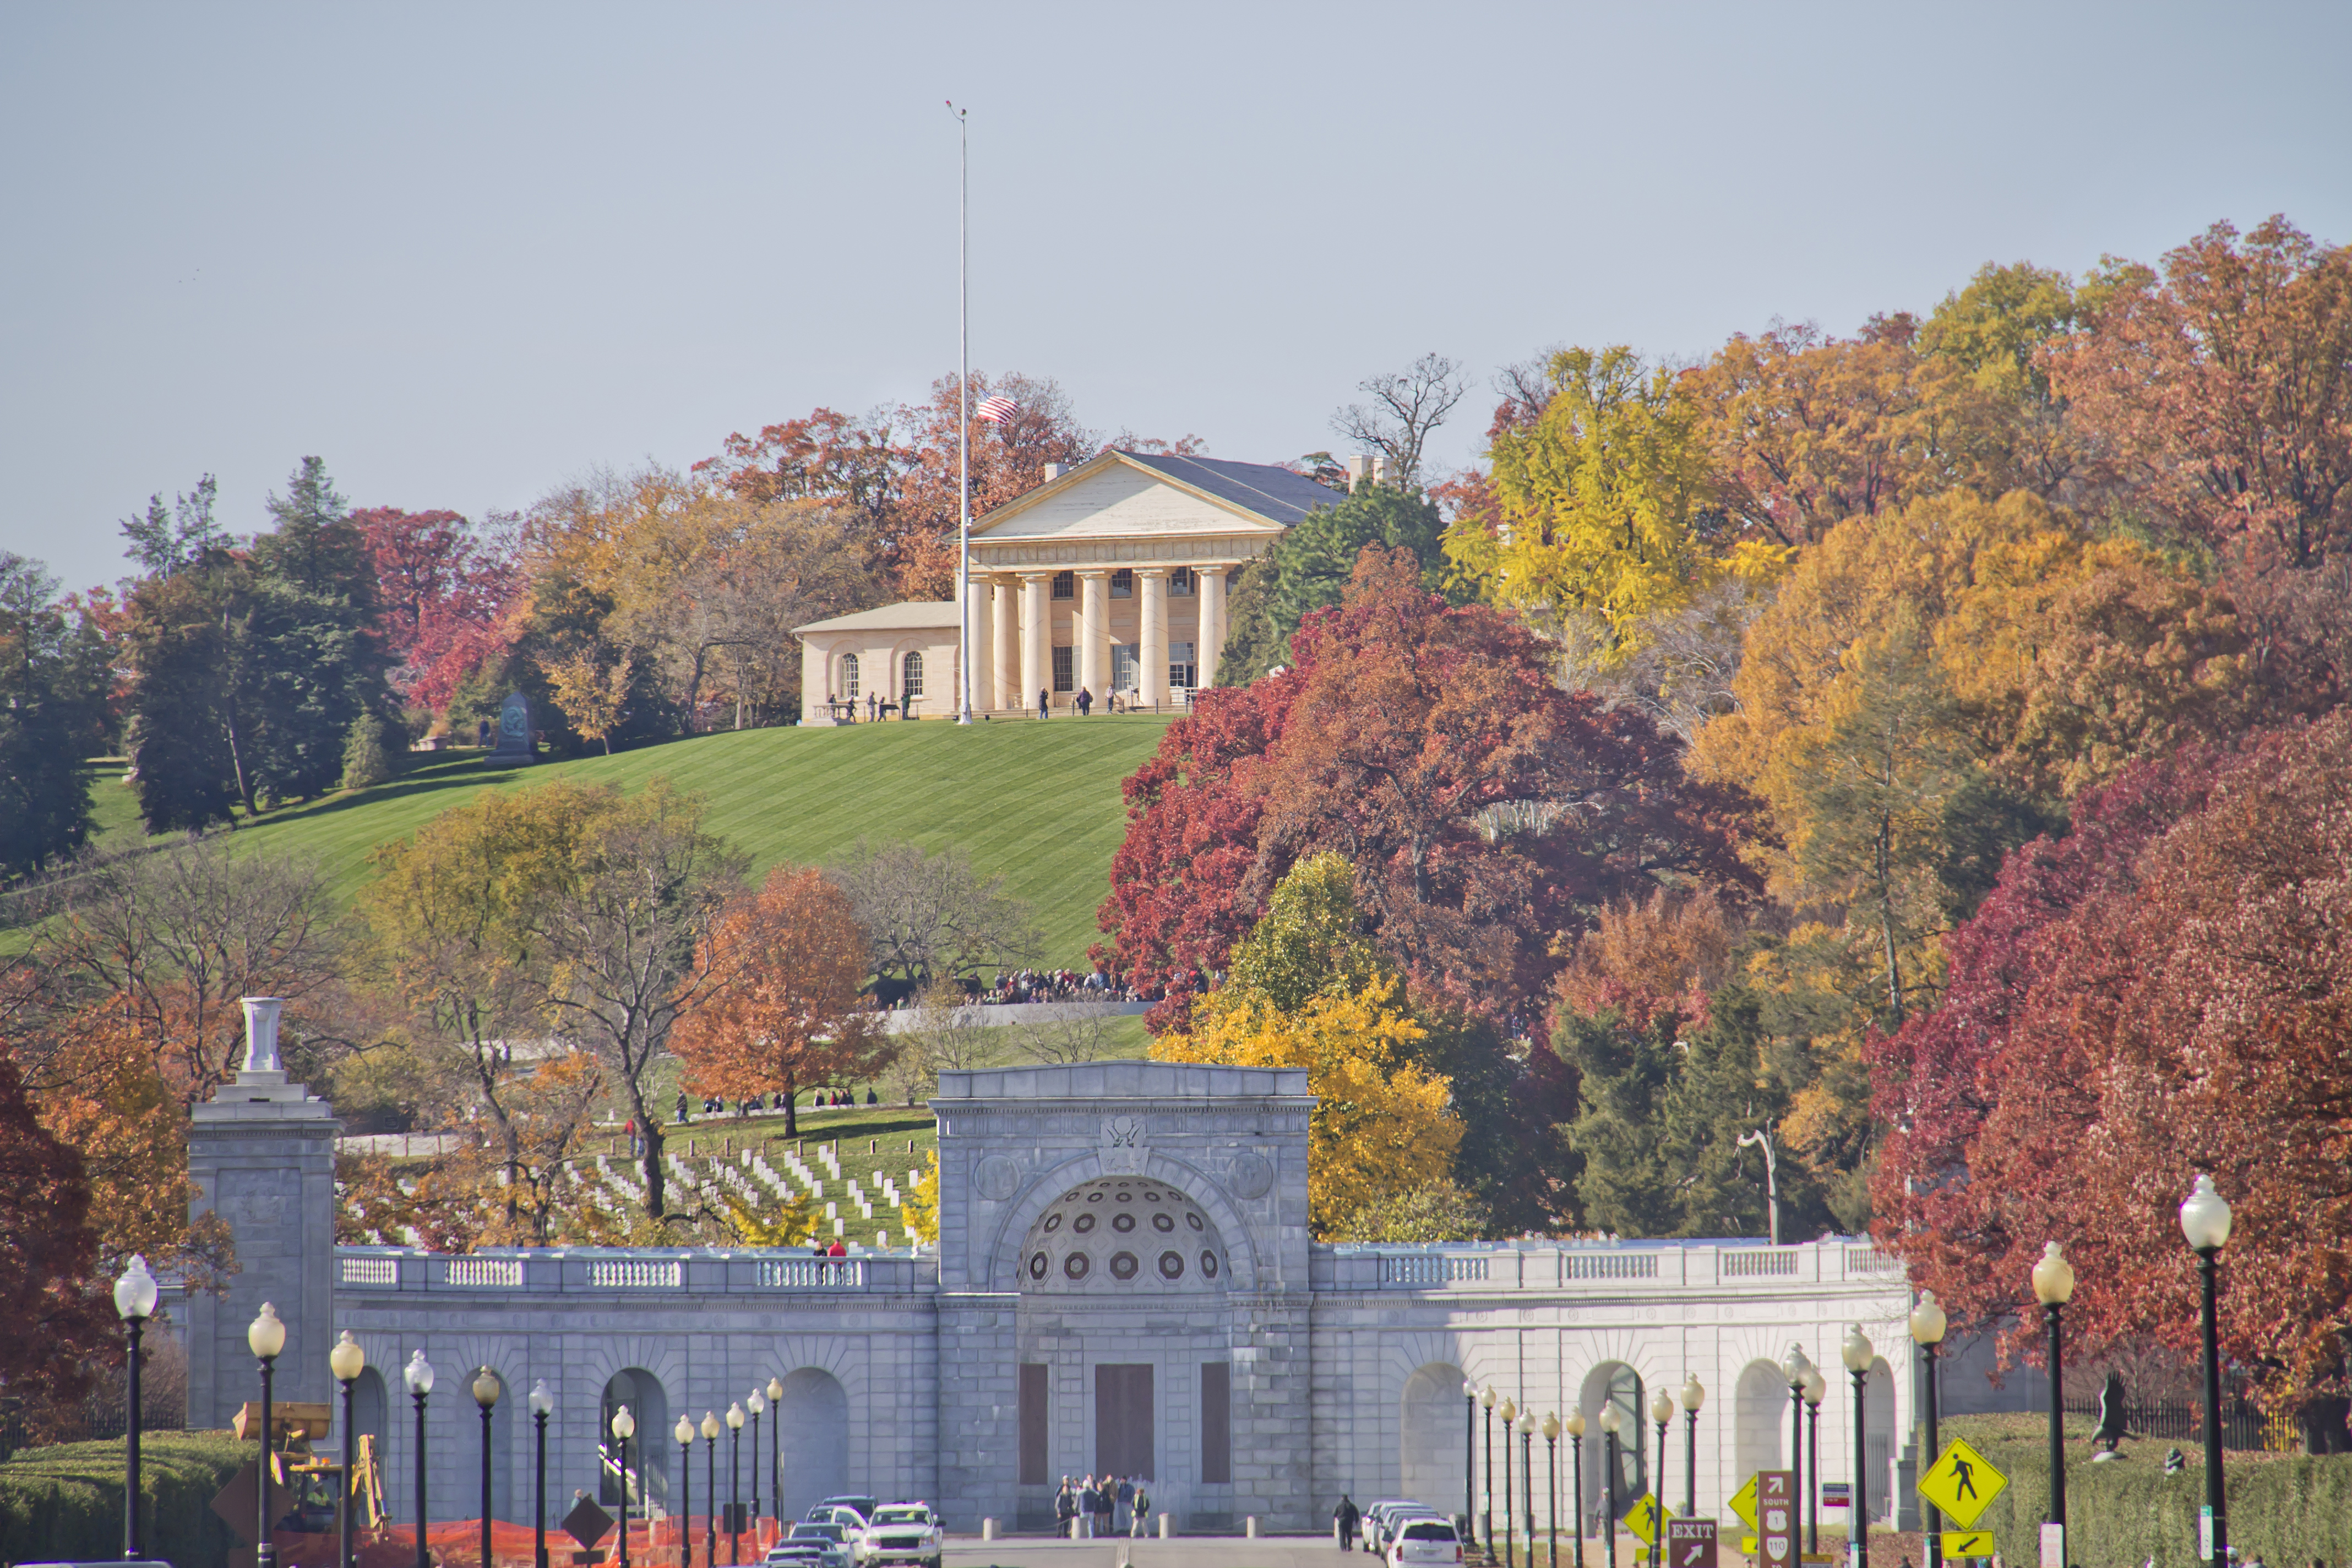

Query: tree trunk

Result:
[783,1075,798,1139]
[1875,812,1904,1028]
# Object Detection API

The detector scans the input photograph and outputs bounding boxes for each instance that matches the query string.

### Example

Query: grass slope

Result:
[172,716,1170,966]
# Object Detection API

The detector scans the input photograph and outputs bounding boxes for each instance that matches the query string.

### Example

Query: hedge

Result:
[1934,1413,2352,1567]
[0,1430,243,1568]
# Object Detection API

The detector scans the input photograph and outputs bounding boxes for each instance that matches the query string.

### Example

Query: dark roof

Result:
[1116,451,1344,526]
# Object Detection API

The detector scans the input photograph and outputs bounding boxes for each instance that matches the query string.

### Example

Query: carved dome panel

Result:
[1017,1177,1228,1295]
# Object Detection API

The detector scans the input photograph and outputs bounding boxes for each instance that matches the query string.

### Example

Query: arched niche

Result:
[775,1368,848,1522]
[1576,1363,1646,1523]
[1734,1360,1787,1491]
[1400,1363,1468,1516]
[600,1368,671,1512]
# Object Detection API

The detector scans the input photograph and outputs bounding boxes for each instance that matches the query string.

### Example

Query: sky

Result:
[4,2,2348,594]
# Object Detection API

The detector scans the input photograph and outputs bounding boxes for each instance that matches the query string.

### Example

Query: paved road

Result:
[941,1538,1669,1568]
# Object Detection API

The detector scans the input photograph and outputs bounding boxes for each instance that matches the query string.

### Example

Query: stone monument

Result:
[186,998,340,1427]
[486,688,536,764]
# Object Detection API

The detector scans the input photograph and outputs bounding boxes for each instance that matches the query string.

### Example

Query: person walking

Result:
[1077,685,1093,716]
[1335,1494,1360,1551]
[1037,687,1050,720]
[1130,1480,1150,1539]
[1055,1478,1076,1540]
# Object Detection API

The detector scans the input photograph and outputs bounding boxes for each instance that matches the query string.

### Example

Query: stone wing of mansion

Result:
[795,450,1346,721]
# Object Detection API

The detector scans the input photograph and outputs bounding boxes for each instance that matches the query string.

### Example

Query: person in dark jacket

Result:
[1055,1478,1077,1538]
[1037,687,1050,719]
[1335,1494,1361,1550]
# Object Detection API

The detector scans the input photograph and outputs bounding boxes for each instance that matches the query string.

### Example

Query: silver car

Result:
[856,1503,944,1568]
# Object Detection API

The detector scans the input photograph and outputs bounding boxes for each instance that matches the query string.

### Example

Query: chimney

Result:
[1371,454,1390,486]
[1042,462,1064,482]
[241,997,285,1080]
[1343,455,1373,487]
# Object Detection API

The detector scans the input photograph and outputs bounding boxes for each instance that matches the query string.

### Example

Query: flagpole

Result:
[950,100,973,723]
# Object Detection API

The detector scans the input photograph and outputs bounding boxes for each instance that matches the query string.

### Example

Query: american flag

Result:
[975,395,1017,424]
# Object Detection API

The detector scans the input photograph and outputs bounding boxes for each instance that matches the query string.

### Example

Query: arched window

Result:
[839,652,860,700]
[902,651,924,698]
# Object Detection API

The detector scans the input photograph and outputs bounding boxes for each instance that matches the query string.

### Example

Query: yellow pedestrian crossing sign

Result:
[1918,1438,2008,1529]
[1623,1493,1674,1546]
[1727,1473,1760,1531]
[1942,1530,1995,1557]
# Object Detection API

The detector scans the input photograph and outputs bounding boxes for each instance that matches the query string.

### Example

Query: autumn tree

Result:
[1218,479,1447,686]
[355,506,524,715]
[0,1049,114,1423]
[828,841,1038,997]
[670,864,890,1140]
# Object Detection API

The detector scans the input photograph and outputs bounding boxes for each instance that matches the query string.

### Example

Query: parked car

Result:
[813,1497,881,1524]
[1359,1500,1422,1551]
[856,1502,944,1568]
[769,1524,853,1568]
[805,1502,874,1555]
[1386,1517,1463,1567]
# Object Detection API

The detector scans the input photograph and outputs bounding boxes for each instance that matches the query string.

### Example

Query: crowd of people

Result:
[976,967,1149,1005]
[670,1087,877,1124]
[1053,1473,1151,1538]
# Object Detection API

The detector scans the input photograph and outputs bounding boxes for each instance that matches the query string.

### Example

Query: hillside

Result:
[79,716,1176,967]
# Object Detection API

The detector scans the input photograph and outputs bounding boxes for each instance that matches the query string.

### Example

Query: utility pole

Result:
[948,100,973,723]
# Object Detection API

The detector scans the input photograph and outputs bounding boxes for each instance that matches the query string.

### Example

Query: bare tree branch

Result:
[1331,352,1468,487]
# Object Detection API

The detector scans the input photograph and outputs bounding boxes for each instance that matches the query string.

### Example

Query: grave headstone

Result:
[488,689,537,765]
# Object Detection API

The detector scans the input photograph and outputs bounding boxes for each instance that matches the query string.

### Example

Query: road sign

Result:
[1756,1469,1797,1568]
[1728,1473,1760,1532]
[1942,1531,1994,1557]
[1740,1539,1758,1556]
[562,1495,616,1550]
[2039,1522,2065,1568]
[1820,1482,1850,1510]
[1917,1437,2008,1529]
[1666,1518,1718,1568]
[1623,1492,1674,1546]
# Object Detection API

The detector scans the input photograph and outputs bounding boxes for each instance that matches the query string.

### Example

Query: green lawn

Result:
[121,716,1174,967]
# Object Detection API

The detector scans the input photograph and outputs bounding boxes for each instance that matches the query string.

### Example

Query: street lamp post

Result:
[1541,1413,1561,1568]
[1841,1326,1875,1568]
[1779,1346,1811,1557]
[1910,1293,1948,1568]
[530,1382,554,1568]
[766,1377,783,1538]
[611,1404,636,1568]
[701,1412,721,1568]
[727,1402,747,1565]
[746,1390,766,1533]
[1562,1411,1586,1568]
[1481,1385,1499,1566]
[406,1352,437,1568]
[2181,1175,2234,1567]
[1803,1366,1826,1553]
[1462,1381,1479,1554]
[1648,1390,1675,1568]
[1679,1375,1705,1519]
[473,1369,501,1568]
[250,1304,288,1568]
[1518,1409,1535,1568]
[330,1334,366,1568]
[114,1256,159,1562]
[1499,1397,1518,1568]
[2032,1242,2076,1562]
[675,1419,696,1566]
[1598,1403,1624,1568]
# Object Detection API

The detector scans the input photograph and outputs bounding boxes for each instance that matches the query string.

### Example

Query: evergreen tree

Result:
[340,711,393,791]
[0,554,101,879]
[122,559,246,831]
[1218,482,1458,683]
[245,459,390,800]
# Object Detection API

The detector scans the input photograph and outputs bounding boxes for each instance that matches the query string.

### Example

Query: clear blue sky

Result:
[4,2,2347,594]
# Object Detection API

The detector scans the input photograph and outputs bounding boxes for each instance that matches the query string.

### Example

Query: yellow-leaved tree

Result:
[1151,853,1463,1237]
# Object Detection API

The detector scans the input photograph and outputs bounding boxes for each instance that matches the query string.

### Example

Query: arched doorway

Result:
[776,1368,848,1522]
[1400,1363,1466,1512]
[1734,1362,1785,1493]
[1577,1364,1646,1523]
[600,1369,670,1512]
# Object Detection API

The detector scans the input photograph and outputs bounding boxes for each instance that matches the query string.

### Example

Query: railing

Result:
[1723,1250,1801,1278]
[758,1259,866,1288]
[1380,1254,1488,1286]
[340,1257,399,1286]
[1844,1246,1903,1275]
[1564,1253,1658,1280]
[2061,1397,2293,1453]
[441,1257,525,1287]
[588,1258,683,1288]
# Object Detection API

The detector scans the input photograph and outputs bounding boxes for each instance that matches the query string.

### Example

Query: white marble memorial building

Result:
[189,1008,1932,1539]
[794,451,1346,722]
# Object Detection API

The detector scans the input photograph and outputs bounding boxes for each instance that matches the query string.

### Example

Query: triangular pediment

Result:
[972,451,1322,543]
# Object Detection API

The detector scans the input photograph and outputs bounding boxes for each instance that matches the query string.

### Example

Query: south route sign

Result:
[1918,1438,2008,1529]
[1756,1469,1798,1568]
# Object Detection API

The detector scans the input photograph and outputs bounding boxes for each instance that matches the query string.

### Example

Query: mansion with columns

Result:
[796,450,1344,722]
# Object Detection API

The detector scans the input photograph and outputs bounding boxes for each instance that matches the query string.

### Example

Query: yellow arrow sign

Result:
[1918,1438,2008,1529]
[1623,1493,1674,1547]
[1942,1531,1995,1557]
[1727,1473,1760,1532]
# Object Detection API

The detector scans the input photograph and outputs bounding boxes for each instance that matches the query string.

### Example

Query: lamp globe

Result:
[1500,1395,1518,1425]
[701,1411,721,1441]
[674,1415,695,1446]
[1598,1403,1624,1436]
[1562,1409,1586,1439]
[1542,1412,1562,1441]
[330,1331,366,1384]
[1649,1389,1675,1426]
[767,1375,784,1403]
[404,1349,435,1397]
[1482,1384,1498,1411]
[1680,1373,1705,1413]
[2181,1174,2233,1253]
[1910,1290,1948,1347]
[248,1302,287,1360]
[2031,1241,2076,1306]
[115,1255,160,1322]
[748,1390,766,1417]
[1840,1324,1874,1374]
[473,1367,502,1409]
[727,1402,745,1430]
[1517,1409,1534,1436]
[529,1380,555,1419]
[1779,1343,1811,1385]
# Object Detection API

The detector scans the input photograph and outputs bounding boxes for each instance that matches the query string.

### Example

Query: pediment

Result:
[973,457,1291,542]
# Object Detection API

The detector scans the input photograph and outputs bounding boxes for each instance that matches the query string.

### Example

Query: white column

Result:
[1077,570,1110,703]
[1196,567,1226,689]
[1020,572,1052,713]
[1138,567,1169,709]
[992,577,1017,712]
[966,573,993,712]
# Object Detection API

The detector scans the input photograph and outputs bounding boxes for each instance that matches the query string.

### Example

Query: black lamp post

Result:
[1804,1368,1826,1553]
[530,1381,554,1568]
[1678,1375,1704,1519]
[1564,1411,1585,1568]
[1540,1412,1560,1568]
[727,1402,747,1565]
[674,1418,696,1565]
[1839,1326,1875,1568]
[405,1352,437,1568]
[2181,1175,2233,1567]
[1462,1380,1479,1554]
[611,1403,636,1568]
[1649,1390,1673,1568]
[1480,1384,1499,1565]
[1598,1403,1624,1568]
[1910,1293,1948,1568]
[765,1378,783,1541]
[1520,1413,1534,1568]
[249,1303,288,1568]
[701,1411,721,1568]
[330,1333,366,1568]
[1500,1396,1517,1568]
[2032,1242,2077,1564]
[1780,1345,1811,1557]
[114,1256,159,1562]
[473,1369,502,1568]
[746,1390,766,1533]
